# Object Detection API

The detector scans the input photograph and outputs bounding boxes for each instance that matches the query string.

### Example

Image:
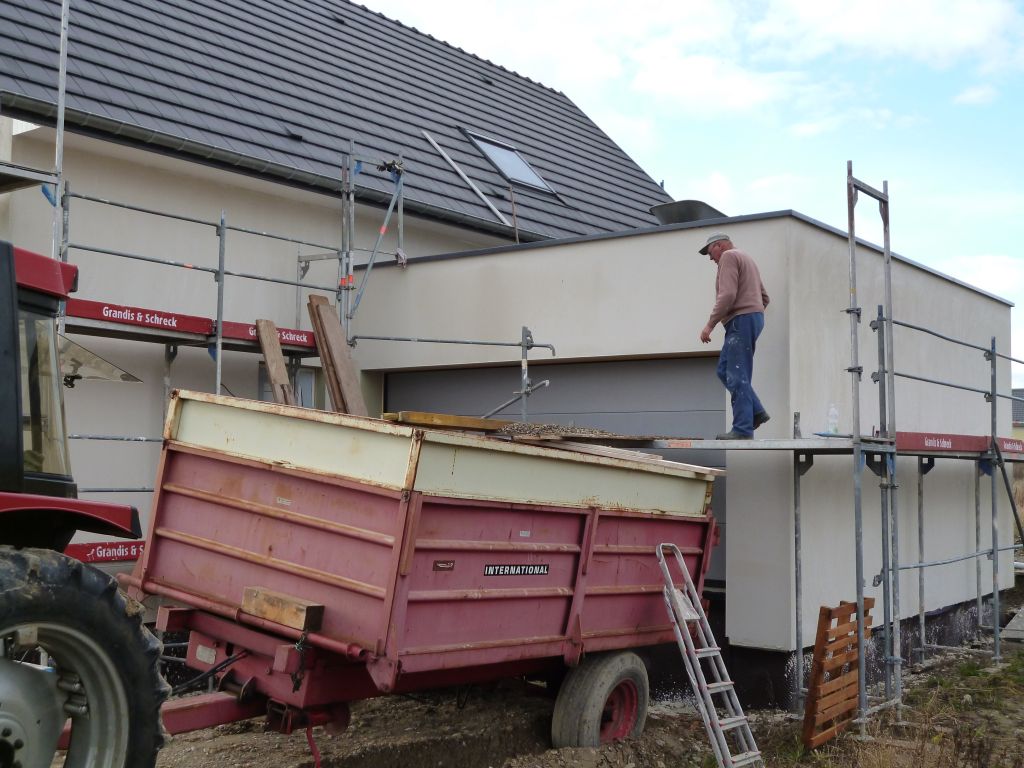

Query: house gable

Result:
[0,0,672,240]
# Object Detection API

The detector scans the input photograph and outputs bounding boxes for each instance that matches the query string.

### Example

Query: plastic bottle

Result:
[827,404,839,434]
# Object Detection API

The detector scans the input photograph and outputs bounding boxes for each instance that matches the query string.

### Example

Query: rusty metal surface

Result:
[138,390,720,702]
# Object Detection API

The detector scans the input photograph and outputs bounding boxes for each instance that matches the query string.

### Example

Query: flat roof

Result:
[363,209,1013,308]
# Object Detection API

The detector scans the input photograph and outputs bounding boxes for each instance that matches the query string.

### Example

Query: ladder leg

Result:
[658,543,764,768]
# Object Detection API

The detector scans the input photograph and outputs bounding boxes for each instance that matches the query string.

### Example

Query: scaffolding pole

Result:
[845,161,869,731]
[51,0,70,262]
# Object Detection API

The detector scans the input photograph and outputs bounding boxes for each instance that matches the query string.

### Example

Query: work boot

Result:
[716,430,752,440]
[753,411,771,429]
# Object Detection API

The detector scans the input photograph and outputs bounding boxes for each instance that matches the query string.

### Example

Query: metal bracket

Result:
[919,456,936,476]
[865,454,884,478]
[844,306,862,320]
[796,452,814,477]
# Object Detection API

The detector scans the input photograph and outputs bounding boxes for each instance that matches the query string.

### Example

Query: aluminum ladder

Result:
[657,543,763,768]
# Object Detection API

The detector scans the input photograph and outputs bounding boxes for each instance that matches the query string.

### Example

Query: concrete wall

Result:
[348,216,1015,651]
[4,126,1013,653]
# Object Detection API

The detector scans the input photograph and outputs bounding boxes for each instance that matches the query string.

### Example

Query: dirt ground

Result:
[155,579,1024,768]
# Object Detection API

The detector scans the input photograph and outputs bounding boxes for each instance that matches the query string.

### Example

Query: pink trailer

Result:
[124,390,721,747]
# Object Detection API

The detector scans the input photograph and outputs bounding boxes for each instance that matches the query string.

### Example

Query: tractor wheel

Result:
[551,651,649,748]
[0,546,168,768]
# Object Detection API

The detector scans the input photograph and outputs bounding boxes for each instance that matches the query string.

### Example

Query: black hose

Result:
[171,650,249,696]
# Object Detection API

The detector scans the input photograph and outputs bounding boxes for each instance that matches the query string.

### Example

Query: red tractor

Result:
[0,241,166,768]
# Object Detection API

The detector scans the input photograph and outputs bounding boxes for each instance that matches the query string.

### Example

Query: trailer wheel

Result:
[0,546,169,768]
[551,651,649,747]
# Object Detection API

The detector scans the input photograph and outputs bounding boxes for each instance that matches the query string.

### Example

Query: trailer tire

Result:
[0,546,169,768]
[551,651,649,747]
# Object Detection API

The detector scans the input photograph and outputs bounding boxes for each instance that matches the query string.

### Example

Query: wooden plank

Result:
[312,300,368,417]
[241,586,324,632]
[822,648,859,674]
[813,679,859,718]
[546,441,725,476]
[307,295,345,413]
[815,696,858,726]
[802,605,833,745]
[807,718,853,749]
[255,320,296,406]
[823,622,872,647]
[381,411,513,431]
[817,668,858,697]
[828,597,874,623]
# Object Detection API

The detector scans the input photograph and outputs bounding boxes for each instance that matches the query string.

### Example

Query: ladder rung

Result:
[695,646,721,657]
[706,681,734,694]
[730,750,763,767]
[718,715,748,731]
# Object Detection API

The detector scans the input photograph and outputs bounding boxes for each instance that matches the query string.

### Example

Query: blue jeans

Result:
[717,312,765,436]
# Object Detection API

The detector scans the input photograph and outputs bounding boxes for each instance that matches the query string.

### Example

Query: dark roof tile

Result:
[1,0,671,239]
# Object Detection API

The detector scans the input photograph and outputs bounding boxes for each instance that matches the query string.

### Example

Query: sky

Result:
[363,0,1024,385]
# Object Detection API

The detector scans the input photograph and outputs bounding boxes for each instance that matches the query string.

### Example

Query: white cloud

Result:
[954,84,998,104]
[629,51,800,114]
[683,171,735,212]
[789,106,900,137]
[748,0,1024,69]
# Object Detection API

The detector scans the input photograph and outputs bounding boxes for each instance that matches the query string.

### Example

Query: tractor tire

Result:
[551,651,649,748]
[0,546,168,768]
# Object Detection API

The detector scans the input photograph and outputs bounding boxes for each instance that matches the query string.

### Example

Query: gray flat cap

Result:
[698,233,731,255]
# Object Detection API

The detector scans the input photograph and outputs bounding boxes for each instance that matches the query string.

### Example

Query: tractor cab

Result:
[0,241,140,549]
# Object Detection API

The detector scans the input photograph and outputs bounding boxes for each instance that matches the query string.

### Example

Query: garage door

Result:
[385,357,730,583]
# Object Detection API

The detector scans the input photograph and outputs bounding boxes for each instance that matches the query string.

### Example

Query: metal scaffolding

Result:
[626,162,1024,729]
[2,1,1020,728]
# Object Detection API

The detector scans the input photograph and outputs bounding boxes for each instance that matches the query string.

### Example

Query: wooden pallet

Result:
[802,597,874,749]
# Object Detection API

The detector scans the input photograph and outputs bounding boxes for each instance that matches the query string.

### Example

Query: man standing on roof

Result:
[698,233,770,440]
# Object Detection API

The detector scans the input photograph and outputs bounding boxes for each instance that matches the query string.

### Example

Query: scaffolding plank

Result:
[308,295,368,417]
[255,319,296,406]
[314,301,367,417]
[306,295,345,413]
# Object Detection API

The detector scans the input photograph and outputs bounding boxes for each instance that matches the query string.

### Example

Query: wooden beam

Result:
[310,297,368,417]
[307,295,346,414]
[538,440,725,476]
[255,319,296,406]
[241,586,324,632]
[381,411,513,431]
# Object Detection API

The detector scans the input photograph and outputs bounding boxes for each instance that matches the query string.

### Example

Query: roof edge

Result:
[368,209,1013,307]
[1,93,546,243]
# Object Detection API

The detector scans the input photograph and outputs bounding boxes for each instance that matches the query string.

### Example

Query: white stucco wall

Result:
[4,126,1013,653]
[347,216,1015,651]
[776,224,1014,651]
[3,128,509,537]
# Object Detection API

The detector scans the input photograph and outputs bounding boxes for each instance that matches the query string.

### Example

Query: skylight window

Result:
[468,133,552,192]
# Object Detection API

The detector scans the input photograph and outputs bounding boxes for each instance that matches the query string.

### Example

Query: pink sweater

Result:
[708,248,769,327]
